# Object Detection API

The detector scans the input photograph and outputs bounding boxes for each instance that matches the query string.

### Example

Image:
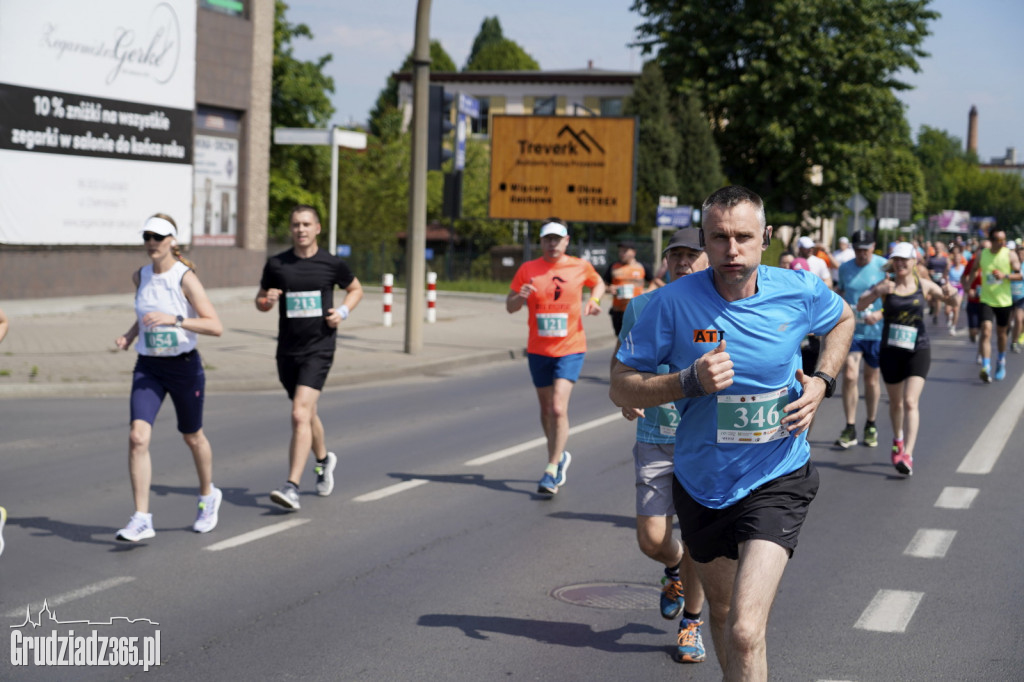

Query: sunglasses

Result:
[143,232,170,242]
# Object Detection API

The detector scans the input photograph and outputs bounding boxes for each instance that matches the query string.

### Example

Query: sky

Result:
[285,0,1023,164]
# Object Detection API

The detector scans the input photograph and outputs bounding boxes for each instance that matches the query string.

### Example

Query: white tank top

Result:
[134,261,198,356]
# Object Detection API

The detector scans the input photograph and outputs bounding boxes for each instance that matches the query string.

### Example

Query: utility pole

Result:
[404,0,431,354]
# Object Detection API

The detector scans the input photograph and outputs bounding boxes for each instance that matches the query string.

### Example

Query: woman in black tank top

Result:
[858,243,958,477]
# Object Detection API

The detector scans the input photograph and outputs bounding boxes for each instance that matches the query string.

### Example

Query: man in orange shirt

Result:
[604,241,652,335]
[507,218,606,495]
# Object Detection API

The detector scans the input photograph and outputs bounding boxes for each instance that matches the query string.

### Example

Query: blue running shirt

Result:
[617,266,844,509]
[837,255,887,341]
[619,292,678,445]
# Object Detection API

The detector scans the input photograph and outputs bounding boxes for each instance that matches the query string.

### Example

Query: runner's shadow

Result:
[8,515,125,550]
[386,472,537,498]
[813,460,911,480]
[149,484,279,512]
[417,614,665,653]
[546,511,636,530]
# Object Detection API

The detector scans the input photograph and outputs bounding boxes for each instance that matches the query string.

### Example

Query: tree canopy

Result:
[632,0,939,219]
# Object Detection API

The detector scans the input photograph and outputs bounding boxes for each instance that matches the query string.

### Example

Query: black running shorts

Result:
[672,461,820,563]
[276,351,334,399]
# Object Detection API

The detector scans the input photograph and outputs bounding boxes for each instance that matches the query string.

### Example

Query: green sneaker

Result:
[834,425,857,449]
[863,425,879,448]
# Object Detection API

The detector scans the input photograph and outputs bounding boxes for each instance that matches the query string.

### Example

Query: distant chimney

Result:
[1008,147,1017,165]
[967,105,978,155]
[588,59,593,70]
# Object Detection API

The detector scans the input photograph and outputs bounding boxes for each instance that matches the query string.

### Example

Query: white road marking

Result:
[935,486,979,509]
[464,412,622,466]
[957,368,1024,474]
[854,589,924,633]
[903,529,956,559]
[204,519,310,551]
[2,576,136,619]
[352,479,429,502]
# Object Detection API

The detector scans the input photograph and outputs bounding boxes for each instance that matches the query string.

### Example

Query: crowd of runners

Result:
[2,189,1020,680]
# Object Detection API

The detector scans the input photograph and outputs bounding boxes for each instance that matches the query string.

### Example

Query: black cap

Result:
[663,228,703,255]
[850,229,874,249]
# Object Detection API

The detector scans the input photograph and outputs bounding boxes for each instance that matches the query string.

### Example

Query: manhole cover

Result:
[551,582,661,610]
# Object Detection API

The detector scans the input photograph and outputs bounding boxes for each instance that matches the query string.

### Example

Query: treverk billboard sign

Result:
[489,115,636,224]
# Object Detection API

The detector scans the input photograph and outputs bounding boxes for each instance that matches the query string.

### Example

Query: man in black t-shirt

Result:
[256,205,363,510]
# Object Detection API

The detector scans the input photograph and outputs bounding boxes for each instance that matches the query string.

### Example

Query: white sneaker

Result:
[116,512,155,542]
[315,452,337,496]
[192,486,222,533]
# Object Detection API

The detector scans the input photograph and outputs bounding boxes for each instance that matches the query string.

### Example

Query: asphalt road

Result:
[2,334,1023,681]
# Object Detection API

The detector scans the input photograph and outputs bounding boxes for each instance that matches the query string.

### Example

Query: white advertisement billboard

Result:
[0,0,196,244]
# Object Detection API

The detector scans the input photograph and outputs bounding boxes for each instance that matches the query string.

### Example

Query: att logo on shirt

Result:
[551,276,566,300]
[692,329,725,343]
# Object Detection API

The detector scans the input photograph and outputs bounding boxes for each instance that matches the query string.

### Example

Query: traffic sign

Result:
[656,205,693,227]
[457,93,480,119]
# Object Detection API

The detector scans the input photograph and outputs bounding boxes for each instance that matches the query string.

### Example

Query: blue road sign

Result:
[656,206,693,227]
[458,93,480,119]
[337,244,351,257]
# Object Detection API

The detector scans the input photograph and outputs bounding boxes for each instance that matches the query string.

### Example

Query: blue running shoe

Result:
[554,451,572,487]
[676,618,707,663]
[660,576,684,620]
[537,472,558,495]
[995,360,1006,381]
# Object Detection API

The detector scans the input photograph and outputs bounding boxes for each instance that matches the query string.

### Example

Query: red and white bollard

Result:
[382,273,394,327]
[426,272,437,324]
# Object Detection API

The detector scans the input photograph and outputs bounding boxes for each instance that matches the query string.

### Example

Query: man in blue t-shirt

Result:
[613,227,709,663]
[833,230,888,449]
[611,186,853,679]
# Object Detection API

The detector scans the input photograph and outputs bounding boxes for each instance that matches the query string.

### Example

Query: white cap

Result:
[890,242,916,260]
[797,236,815,249]
[142,216,177,237]
[539,222,568,238]
[838,236,850,245]
[1008,240,1017,250]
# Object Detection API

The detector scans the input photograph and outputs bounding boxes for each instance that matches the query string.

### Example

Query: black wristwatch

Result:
[813,371,836,398]
[174,315,184,328]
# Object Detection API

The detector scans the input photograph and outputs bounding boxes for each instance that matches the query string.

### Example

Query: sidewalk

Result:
[0,287,617,398]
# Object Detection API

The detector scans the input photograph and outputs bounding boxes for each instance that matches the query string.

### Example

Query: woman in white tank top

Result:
[113,214,224,543]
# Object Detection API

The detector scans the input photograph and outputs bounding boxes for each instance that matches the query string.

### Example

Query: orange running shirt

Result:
[510,256,602,357]
[605,261,648,312]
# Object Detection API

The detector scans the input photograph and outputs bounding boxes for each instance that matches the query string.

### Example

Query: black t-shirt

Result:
[260,248,355,357]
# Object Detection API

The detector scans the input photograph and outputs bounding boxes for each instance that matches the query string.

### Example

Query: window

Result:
[533,96,557,115]
[470,97,490,135]
[600,98,623,117]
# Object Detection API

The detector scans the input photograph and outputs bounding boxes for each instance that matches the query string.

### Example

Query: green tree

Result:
[913,126,971,215]
[369,40,457,140]
[269,0,335,240]
[633,0,938,218]
[465,17,505,69]
[624,61,681,228]
[465,40,540,71]
[671,90,725,207]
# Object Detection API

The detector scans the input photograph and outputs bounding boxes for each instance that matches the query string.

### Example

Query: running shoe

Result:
[980,366,992,383]
[863,425,879,448]
[891,439,912,476]
[0,506,7,557]
[676,618,707,663]
[314,452,337,496]
[976,353,983,365]
[949,326,959,337]
[1013,341,1022,354]
[660,576,684,620]
[116,512,155,542]
[834,425,857,449]
[192,486,222,533]
[270,484,301,511]
[554,451,572,487]
[994,360,1007,381]
[537,472,558,495]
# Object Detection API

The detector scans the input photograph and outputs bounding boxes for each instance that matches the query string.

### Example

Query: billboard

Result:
[489,115,636,224]
[0,0,196,245]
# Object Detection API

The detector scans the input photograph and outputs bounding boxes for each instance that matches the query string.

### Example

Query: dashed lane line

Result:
[903,529,956,559]
[854,589,924,633]
[957,367,1024,474]
[204,518,310,551]
[464,412,622,466]
[352,479,429,502]
[2,576,136,619]
[934,486,979,509]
